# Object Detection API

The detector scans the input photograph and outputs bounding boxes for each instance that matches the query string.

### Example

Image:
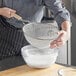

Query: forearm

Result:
[61,20,71,38]
[61,20,71,31]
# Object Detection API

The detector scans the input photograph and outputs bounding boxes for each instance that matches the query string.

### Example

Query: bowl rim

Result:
[21,45,58,57]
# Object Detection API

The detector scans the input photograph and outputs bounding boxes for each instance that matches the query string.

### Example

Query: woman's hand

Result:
[50,21,71,48]
[50,30,69,48]
[0,7,16,18]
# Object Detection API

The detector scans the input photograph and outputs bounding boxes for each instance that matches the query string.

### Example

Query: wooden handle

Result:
[11,13,22,20]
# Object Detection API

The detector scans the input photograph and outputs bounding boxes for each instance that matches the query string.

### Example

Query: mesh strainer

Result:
[23,21,59,49]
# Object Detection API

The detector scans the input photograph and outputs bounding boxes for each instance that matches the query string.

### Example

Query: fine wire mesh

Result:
[23,22,59,40]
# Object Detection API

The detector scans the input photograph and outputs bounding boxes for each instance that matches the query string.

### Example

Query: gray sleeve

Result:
[43,0,71,28]
[0,0,2,7]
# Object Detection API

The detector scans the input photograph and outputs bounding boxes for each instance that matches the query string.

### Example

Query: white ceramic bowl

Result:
[21,45,58,68]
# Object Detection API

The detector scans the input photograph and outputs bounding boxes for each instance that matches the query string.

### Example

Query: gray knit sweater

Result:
[0,0,71,28]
